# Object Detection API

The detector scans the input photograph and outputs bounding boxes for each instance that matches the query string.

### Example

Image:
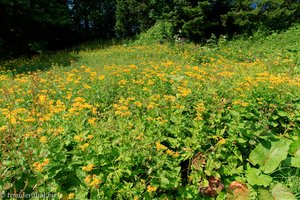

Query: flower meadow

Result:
[1,28,300,199]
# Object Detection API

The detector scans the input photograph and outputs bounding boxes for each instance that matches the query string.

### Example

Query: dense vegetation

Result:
[1,0,300,199]
[1,0,299,57]
[0,22,300,199]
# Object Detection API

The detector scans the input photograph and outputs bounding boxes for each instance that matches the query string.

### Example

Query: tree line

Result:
[0,0,299,57]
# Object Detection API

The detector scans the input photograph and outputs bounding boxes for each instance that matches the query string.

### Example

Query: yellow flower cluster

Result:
[147,185,157,192]
[163,95,176,103]
[39,136,47,144]
[113,97,136,117]
[68,97,93,115]
[67,193,75,199]
[32,158,50,172]
[195,102,206,120]
[85,174,101,188]
[1,108,28,125]
[82,163,95,172]
[232,100,249,107]
[155,142,180,158]
[49,100,66,114]
[147,102,159,110]
[177,86,192,97]
[79,143,89,151]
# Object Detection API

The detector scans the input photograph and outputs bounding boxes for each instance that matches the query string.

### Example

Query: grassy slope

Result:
[0,25,299,199]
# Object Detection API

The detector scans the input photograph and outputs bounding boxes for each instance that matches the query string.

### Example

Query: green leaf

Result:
[291,150,300,167]
[259,188,274,200]
[230,110,239,117]
[160,177,170,187]
[277,111,288,117]
[271,183,297,200]
[249,140,290,174]
[75,189,88,199]
[289,140,300,155]
[246,167,272,187]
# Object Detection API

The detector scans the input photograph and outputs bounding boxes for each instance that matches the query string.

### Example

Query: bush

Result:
[134,21,174,45]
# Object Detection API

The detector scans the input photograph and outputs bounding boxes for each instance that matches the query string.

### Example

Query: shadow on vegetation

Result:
[0,52,80,75]
[72,38,124,52]
[0,38,123,75]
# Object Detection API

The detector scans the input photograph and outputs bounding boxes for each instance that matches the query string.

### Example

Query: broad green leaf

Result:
[259,189,274,200]
[271,183,297,200]
[246,167,272,187]
[249,140,290,174]
[160,177,170,187]
[277,111,288,117]
[291,150,300,167]
[289,140,300,155]
[75,189,88,199]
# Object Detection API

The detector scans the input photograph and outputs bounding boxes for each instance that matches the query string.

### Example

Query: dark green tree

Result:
[225,0,300,34]
[115,0,153,37]
[0,0,72,56]
[70,0,116,38]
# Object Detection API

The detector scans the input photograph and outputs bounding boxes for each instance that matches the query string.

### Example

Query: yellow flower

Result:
[147,102,158,110]
[39,136,47,144]
[85,175,91,183]
[134,101,142,107]
[37,94,47,104]
[33,162,44,172]
[217,138,226,146]
[163,95,176,103]
[92,107,97,115]
[177,86,191,97]
[118,80,128,85]
[129,64,138,69]
[73,97,85,103]
[147,80,155,85]
[195,102,206,113]
[79,143,89,151]
[89,178,101,188]
[127,97,135,101]
[218,71,234,77]
[65,92,72,100]
[171,104,185,110]
[166,149,174,156]
[150,94,161,101]
[67,193,75,199]
[232,100,249,107]
[173,152,180,158]
[136,133,143,140]
[74,134,83,142]
[147,185,157,192]
[88,118,97,125]
[87,134,94,139]
[0,125,7,132]
[32,158,49,172]
[83,84,91,89]
[155,142,167,151]
[43,158,50,165]
[98,75,105,80]
[146,117,154,121]
[82,163,95,172]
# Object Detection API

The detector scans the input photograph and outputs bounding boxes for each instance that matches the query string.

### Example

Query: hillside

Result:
[0,25,300,199]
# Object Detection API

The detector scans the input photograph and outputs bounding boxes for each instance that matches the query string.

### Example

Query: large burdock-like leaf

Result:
[249,140,290,174]
[271,183,297,200]
[258,189,274,200]
[246,167,272,187]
